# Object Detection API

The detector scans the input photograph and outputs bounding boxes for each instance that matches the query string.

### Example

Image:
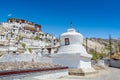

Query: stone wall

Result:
[110,59,120,68]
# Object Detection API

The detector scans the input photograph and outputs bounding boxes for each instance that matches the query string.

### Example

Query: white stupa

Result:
[52,22,96,72]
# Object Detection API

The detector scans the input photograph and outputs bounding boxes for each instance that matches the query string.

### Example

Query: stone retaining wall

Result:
[110,59,120,68]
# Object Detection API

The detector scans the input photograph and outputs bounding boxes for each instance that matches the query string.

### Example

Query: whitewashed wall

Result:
[0,46,17,51]
[0,53,52,63]
[34,70,68,79]
[52,55,92,68]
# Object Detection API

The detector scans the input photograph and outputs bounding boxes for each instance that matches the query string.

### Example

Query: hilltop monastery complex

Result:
[0,18,59,55]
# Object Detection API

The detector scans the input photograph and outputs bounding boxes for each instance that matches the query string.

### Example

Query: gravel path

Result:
[21,67,120,80]
[58,67,120,80]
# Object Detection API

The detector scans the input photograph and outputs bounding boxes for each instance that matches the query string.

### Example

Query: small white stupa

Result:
[52,22,96,73]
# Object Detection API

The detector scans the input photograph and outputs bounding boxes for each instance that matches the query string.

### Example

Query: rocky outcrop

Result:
[112,53,120,60]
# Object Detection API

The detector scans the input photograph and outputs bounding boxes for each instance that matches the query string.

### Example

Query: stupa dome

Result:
[58,27,88,54]
[61,28,83,46]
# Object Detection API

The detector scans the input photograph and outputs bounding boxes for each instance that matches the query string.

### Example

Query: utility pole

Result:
[118,41,120,53]
[86,37,88,52]
[109,34,112,58]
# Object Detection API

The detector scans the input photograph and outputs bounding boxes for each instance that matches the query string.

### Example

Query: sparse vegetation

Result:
[28,48,32,53]
[91,52,106,60]
[34,35,39,40]
[91,52,99,60]
[90,46,106,60]
[10,32,14,35]
[22,43,26,48]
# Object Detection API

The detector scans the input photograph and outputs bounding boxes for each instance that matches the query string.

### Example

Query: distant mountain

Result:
[83,38,120,54]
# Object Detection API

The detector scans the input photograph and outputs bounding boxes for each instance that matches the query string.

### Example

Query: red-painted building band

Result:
[0,67,68,76]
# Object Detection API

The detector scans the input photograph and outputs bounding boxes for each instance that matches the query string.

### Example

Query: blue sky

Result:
[0,0,120,39]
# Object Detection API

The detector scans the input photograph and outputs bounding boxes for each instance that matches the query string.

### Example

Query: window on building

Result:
[13,29,15,32]
[65,38,70,45]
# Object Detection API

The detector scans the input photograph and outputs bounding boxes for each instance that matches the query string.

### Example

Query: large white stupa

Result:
[52,22,96,73]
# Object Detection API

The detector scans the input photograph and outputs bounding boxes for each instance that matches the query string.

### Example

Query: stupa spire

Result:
[70,21,72,28]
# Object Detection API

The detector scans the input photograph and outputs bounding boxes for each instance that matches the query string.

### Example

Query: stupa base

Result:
[68,67,97,76]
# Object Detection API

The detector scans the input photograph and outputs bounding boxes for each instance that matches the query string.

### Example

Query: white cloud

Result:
[8,14,12,17]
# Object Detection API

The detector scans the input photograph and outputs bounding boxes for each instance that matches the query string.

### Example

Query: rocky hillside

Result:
[83,38,120,55]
